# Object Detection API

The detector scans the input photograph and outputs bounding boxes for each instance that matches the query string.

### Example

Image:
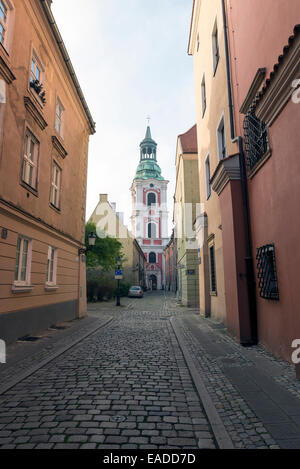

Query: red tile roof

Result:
[179,124,198,153]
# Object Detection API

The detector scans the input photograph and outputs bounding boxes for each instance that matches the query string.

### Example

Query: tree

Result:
[85,222,122,270]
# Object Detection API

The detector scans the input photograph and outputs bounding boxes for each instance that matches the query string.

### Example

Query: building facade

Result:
[173,125,200,307]
[226,0,300,362]
[188,0,300,362]
[188,0,238,325]
[131,127,169,290]
[0,0,95,343]
[164,230,177,293]
[89,194,146,287]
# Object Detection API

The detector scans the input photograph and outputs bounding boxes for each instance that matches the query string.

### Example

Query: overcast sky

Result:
[52,0,196,235]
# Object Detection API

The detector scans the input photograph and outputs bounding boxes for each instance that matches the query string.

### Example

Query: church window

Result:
[148,223,157,239]
[147,192,156,207]
[149,252,156,263]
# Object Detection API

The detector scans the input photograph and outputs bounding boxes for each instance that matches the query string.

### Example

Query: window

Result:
[147,192,156,207]
[209,243,217,294]
[30,55,41,85]
[243,112,269,172]
[197,33,200,52]
[0,1,7,45]
[46,246,58,285]
[201,75,206,117]
[256,244,279,300]
[205,154,211,199]
[212,19,220,74]
[14,236,32,285]
[217,117,226,159]
[148,223,157,239]
[22,129,39,190]
[50,162,61,209]
[55,98,64,137]
[149,252,156,264]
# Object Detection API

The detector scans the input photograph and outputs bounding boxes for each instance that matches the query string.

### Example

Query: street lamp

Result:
[78,231,97,255]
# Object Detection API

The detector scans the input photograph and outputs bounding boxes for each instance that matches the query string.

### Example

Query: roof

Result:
[40,0,96,135]
[254,24,300,110]
[178,124,198,153]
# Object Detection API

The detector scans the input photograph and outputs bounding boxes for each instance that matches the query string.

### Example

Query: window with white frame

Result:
[148,223,157,239]
[0,1,7,45]
[30,55,42,85]
[14,236,32,285]
[55,98,64,137]
[212,19,220,74]
[201,75,206,117]
[22,129,39,190]
[205,154,211,199]
[46,246,58,285]
[217,116,226,159]
[50,161,61,209]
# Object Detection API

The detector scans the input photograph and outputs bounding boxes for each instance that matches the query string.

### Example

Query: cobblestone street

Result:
[0,293,215,449]
[1,291,300,450]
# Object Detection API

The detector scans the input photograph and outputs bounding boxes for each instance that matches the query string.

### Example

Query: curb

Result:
[170,316,234,449]
[0,316,114,396]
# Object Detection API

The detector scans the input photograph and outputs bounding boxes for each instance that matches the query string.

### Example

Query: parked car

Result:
[128,286,144,298]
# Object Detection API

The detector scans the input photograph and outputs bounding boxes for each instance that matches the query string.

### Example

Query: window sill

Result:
[45,284,59,292]
[210,291,217,296]
[20,180,38,197]
[248,148,272,179]
[49,203,61,213]
[12,284,34,293]
[28,86,45,111]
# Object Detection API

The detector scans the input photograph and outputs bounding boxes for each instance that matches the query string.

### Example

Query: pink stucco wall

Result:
[227,0,300,361]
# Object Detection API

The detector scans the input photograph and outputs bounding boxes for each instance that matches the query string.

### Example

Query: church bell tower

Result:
[130,125,169,290]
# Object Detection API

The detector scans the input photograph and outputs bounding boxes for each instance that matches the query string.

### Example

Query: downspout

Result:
[221,0,258,344]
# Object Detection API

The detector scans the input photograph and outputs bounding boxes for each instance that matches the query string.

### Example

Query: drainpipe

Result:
[221,0,258,344]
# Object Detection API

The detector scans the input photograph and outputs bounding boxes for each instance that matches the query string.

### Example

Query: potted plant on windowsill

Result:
[30,79,46,105]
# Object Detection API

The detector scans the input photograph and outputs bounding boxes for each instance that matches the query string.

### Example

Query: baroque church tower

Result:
[130,126,169,290]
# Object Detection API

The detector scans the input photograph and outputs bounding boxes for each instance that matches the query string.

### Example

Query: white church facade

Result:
[130,126,169,290]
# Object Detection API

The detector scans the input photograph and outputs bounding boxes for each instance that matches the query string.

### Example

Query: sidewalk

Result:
[171,308,300,449]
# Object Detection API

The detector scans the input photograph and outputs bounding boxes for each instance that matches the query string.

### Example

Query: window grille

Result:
[256,244,279,300]
[244,112,269,171]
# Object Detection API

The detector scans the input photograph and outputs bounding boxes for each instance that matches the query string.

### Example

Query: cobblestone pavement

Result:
[0,293,216,449]
[173,309,300,449]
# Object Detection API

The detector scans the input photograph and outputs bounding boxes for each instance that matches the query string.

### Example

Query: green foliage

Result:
[85,222,122,270]
[115,282,131,298]
[86,268,132,302]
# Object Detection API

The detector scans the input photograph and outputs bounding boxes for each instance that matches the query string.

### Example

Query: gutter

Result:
[40,0,96,135]
[221,0,258,345]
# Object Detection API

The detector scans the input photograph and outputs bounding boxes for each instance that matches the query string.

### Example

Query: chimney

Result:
[99,194,108,203]
[111,202,116,212]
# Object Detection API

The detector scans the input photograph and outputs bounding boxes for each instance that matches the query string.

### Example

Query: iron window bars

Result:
[243,112,269,171]
[256,244,279,300]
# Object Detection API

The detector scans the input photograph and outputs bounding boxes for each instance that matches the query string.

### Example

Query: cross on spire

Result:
[146,115,151,126]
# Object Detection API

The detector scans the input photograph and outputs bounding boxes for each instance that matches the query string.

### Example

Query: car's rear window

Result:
[130,287,140,290]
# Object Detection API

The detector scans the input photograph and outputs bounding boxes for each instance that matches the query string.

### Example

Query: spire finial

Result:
[146,115,151,126]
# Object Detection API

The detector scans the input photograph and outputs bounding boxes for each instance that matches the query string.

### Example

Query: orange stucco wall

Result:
[0,0,92,333]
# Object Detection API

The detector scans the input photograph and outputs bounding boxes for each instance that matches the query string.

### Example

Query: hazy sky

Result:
[52,0,195,234]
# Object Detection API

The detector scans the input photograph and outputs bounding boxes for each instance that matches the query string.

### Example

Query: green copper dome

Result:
[134,126,164,180]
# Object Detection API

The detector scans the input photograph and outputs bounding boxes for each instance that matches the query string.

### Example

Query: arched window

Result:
[147,192,156,207]
[149,252,156,263]
[148,223,157,239]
